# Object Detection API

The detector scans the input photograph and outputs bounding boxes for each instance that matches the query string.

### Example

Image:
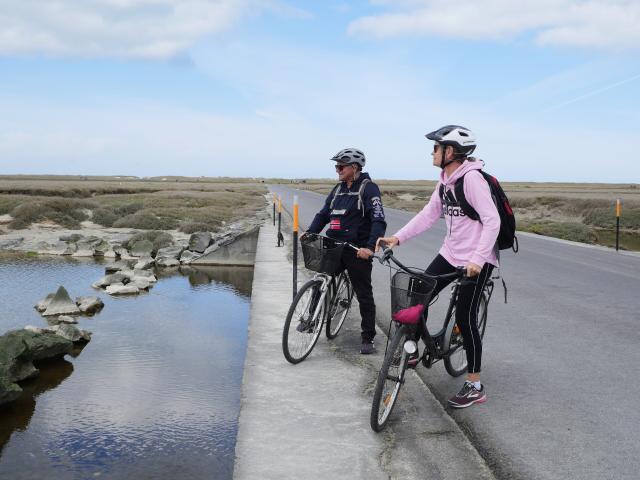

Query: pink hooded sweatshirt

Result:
[394,159,500,268]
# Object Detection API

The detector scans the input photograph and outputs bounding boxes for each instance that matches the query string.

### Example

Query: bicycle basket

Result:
[390,271,437,324]
[301,235,345,275]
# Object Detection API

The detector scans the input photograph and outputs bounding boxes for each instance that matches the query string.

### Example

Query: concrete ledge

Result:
[233,214,495,480]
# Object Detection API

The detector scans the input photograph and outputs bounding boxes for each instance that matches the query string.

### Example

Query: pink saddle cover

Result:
[392,304,425,325]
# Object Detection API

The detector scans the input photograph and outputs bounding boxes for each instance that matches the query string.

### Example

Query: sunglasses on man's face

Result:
[335,164,352,172]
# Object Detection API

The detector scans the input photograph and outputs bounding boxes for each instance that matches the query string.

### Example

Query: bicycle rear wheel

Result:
[370,324,412,432]
[326,272,353,339]
[282,280,327,364]
[443,293,489,377]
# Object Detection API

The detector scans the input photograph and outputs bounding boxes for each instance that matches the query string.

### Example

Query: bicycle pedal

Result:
[422,354,435,369]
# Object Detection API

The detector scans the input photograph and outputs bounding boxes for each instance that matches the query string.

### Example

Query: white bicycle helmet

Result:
[330,148,366,168]
[426,125,476,157]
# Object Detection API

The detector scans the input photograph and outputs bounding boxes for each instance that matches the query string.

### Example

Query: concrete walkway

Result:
[233,215,495,480]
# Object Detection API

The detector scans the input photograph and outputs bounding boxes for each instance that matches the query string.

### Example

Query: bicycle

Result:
[370,244,494,432]
[282,233,356,364]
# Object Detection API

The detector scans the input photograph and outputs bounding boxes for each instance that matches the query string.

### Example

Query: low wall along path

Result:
[233,210,495,480]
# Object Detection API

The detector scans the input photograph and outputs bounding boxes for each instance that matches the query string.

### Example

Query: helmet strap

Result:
[440,145,452,169]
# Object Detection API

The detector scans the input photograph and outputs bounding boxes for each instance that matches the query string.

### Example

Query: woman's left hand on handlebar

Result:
[465,262,482,277]
[375,236,399,251]
[357,248,374,260]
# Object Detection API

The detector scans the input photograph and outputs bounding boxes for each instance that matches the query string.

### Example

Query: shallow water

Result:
[0,254,253,479]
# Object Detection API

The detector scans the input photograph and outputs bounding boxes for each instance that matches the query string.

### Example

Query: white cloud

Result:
[348,0,640,50]
[0,0,305,59]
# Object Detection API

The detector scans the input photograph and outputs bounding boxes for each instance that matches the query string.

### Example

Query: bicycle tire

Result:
[443,293,489,377]
[326,273,353,339]
[370,324,411,432]
[282,280,327,364]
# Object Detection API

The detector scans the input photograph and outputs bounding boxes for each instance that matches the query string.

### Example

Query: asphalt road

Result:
[270,184,640,480]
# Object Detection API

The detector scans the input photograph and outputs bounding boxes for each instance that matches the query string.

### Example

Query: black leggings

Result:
[424,255,493,374]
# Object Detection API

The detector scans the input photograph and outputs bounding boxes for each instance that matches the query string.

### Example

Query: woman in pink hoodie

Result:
[376,125,500,409]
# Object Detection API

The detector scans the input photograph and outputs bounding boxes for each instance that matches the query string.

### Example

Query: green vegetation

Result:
[0,177,267,232]
[125,231,174,252]
[518,221,599,244]
[8,198,95,229]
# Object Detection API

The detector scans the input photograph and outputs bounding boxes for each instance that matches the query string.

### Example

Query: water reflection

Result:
[180,266,254,297]
[0,256,253,480]
[0,359,74,456]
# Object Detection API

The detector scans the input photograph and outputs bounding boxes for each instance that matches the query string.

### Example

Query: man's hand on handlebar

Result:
[357,248,374,260]
[375,236,399,251]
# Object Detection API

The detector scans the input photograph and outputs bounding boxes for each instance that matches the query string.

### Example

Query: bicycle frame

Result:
[374,245,493,365]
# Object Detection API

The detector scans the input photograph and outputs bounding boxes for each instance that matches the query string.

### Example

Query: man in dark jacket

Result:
[306,148,386,354]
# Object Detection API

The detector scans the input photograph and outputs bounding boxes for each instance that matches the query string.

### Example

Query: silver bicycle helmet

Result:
[330,148,366,168]
[426,125,476,156]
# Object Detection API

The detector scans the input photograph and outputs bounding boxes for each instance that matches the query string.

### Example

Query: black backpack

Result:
[439,170,518,252]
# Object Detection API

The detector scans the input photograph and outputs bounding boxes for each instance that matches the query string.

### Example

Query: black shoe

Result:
[360,341,375,355]
[296,319,315,333]
[448,382,487,408]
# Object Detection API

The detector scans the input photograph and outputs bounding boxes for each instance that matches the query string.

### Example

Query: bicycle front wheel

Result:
[443,293,489,377]
[282,280,327,364]
[370,324,412,432]
[326,272,353,339]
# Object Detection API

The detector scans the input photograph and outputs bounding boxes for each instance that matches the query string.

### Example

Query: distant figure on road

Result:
[377,126,500,408]
[305,148,387,354]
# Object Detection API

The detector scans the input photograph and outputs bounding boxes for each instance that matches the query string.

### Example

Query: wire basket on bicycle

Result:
[390,271,437,325]
[301,234,345,275]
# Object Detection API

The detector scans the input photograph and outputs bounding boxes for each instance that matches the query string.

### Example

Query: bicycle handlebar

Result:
[374,241,466,281]
[301,232,359,251]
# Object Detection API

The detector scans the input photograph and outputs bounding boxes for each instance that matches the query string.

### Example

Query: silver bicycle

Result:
[282,233,355,364]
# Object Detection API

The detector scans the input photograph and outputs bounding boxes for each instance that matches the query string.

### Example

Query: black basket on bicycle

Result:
[390,271,437,325]
[301,235,345,275]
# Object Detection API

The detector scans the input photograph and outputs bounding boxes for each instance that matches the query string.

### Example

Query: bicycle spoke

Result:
[282,281,326,364]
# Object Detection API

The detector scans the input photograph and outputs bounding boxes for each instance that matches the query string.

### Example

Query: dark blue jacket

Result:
[308,173,386,250]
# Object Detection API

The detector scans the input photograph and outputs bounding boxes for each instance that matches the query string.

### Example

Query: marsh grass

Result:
[8,198,96,229]
[0,177,267,231]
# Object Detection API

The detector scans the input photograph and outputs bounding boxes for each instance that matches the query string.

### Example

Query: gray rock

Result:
[134,257,155,270]
[0,329,75,406]
[103,249,118,258]
[59,233,83,242]
[106,284,140,295]
[156,246,183,261]
[0,237,24,249]
[35,293,55,312]
[58,315,78,324]
[105,261,129,274]
[93,240,111,256]
[92,273,129,289]
[24,325,49,334]
[51,324,91,343]
[156,257,180,267]
[132,269,156,282]
[188,232,212,253]
[180,250,201,264]
[42,286,81,317]
[129,239,154,257]
[129,277,152,290]
[35,241,69,255]
[63,242,78,255]
[75,296,104,315]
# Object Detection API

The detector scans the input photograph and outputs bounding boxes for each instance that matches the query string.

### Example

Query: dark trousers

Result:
[341,249,376,343]
[424,254,493,374]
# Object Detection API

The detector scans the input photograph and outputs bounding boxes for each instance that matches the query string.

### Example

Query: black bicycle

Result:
[370,244,494,432]
[282,233,355,364]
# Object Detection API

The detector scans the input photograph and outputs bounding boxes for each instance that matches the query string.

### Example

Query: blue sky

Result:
[0,0,638,183]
